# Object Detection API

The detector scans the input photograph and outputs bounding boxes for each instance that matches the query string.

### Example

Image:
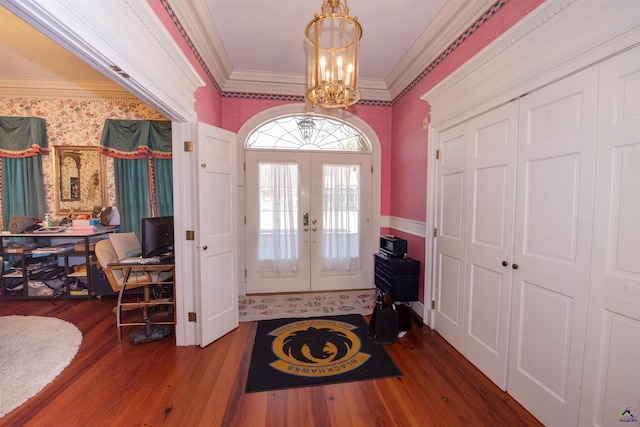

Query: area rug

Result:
[245,314,401,393]
[239,289,377,322]
[0,315,82,418]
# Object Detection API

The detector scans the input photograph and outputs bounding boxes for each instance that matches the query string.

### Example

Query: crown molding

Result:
[1,0,204,121]
[222,70,392,103]
[167,0,232,87]
[0,78,135,100]
[0,80,142,102]
[423,0,640,128]
[386,0,492,99]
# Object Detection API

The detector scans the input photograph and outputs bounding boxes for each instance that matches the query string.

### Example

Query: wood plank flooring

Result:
[0,298,543,426]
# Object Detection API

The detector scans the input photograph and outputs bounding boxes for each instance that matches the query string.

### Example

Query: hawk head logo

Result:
[282,326,353,363]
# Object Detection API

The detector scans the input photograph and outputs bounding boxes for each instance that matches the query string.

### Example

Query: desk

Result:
[1,228,117,300]
[110,261,175,341]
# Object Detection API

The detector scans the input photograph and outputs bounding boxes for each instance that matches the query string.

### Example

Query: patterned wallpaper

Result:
[0,90,166,221]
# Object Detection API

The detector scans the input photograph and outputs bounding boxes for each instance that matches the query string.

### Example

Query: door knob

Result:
[502,261,508,267]
[304,227,308,232]
[201,163,206,168]
[512,263,519,269]
[202,245,208,250]
[312,226,317,232]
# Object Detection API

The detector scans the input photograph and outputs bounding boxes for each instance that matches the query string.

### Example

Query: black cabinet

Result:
[374,253,419,302]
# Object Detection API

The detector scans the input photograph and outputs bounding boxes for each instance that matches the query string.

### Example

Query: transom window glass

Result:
[246,114,370,151]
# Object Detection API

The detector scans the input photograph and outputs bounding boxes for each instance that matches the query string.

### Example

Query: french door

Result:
[245,150,373,294]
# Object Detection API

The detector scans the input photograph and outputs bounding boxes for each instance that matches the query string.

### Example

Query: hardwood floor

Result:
[0,298,543,427]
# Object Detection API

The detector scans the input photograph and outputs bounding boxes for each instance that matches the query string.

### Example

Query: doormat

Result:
[245,314,401,393]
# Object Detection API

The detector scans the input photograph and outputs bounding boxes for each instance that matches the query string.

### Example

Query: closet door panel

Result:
[509,67,598,427]
[525,153,581,261]
[462,102,518,390]
[579,45,640,426]
[433,127,468,350]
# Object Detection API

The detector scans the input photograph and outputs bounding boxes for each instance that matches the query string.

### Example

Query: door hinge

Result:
[433,228,438,238]
[184,141,193,152]
[435,149,440,160]
[188,312,197,322]
[186,230,195,241]
[244,268,247,278]
[431,300,436,310]
[371,165,373,173]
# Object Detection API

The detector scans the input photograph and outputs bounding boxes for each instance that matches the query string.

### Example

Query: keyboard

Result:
[119,256,161,265]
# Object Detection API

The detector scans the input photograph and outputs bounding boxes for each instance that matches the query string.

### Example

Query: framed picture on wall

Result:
[53,145,106,214]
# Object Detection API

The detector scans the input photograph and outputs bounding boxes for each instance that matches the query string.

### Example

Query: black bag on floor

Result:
[367,292,398,344]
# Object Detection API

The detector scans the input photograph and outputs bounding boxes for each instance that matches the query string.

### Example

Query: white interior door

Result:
[579,46,640,426]
[196,122,239,347]
[433,124,469,351]
[461,102,518,391]
[246,150,372,294]
[508,67,598,427]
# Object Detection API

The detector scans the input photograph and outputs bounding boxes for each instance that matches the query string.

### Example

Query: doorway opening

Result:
[238,107,381,296]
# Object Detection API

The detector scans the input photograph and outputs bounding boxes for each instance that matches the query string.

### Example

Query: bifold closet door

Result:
[433,101,518,392]
[460,102,518,391]
[508,66,598,427]
[433,124,469,351]
[579,46,640,426]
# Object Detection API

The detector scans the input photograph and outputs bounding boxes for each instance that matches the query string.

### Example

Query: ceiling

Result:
[0,0,488,101]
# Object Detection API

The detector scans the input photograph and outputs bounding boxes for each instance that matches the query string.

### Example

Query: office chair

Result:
[94,238,174,342]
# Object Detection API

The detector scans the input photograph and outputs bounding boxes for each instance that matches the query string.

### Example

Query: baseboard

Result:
[405,301,425,324]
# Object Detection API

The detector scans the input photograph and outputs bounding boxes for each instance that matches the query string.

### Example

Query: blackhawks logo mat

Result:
[269,318,370,377]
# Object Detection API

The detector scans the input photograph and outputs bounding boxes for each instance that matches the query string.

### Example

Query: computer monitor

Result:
[141,216,174,258]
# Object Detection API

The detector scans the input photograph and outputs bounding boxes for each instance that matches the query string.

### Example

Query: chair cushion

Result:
[95,239,118,268]
[95,239,154,290]
[108,232,141,260]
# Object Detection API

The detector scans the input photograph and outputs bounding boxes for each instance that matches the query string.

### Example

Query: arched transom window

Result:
[245,114,371,151]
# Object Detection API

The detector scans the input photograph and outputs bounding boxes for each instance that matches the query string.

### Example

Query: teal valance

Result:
[0,117,48,158]
[99,119,172,159]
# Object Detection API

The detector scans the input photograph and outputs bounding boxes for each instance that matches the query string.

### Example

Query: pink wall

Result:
[390,0,544,224]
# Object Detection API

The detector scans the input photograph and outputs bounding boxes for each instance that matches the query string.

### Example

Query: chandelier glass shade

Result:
[305,0,362,109]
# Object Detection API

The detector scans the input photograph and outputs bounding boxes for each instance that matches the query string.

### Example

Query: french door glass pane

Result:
[256,161,299,272]
[322,163,361,271]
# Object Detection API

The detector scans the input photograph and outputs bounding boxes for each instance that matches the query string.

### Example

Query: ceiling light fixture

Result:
[305,0,362,109]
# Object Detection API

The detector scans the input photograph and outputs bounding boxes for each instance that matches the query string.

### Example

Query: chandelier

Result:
[305,0,362,109]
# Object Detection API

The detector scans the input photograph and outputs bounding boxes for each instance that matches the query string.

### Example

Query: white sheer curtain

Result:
[322,163,361,271]
[256,161,299,272]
